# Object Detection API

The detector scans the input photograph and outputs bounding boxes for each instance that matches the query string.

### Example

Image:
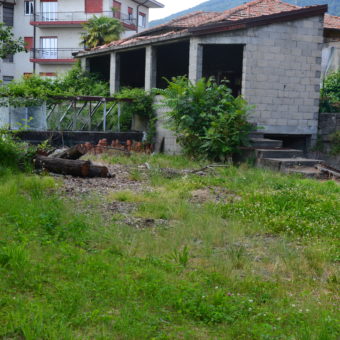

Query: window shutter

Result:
[85,0,103,13]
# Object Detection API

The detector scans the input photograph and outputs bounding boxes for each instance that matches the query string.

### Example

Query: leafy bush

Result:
[159,77,252,160]
[320,71,340,113]
[112,88,156,141]
[0,129,34,174]
[0,62,109,107]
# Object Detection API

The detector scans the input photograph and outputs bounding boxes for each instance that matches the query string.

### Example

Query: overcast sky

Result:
[149,0,206,21]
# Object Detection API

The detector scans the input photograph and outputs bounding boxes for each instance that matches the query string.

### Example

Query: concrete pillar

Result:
[80,57,89,72]
[145,46,157,91]
[110,52,120,94]
[188,38,203,83]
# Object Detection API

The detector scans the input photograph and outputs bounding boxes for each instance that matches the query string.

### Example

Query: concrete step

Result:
[258,157,323,171]
[248,132,264,139]
[285,167,321,178]
[255,148,303,159]
[250,138,283,149]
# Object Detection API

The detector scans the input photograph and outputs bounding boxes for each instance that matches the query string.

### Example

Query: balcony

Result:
[30,49,79,64]
[30,11,137,30]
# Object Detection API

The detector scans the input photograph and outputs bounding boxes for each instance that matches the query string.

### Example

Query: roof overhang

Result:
[76,32,191,58]
[75,4,329,58]
[190,5,328,35]
[132,0,164,8]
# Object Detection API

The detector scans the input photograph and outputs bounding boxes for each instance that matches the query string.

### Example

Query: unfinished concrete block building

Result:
[76,0,340,151]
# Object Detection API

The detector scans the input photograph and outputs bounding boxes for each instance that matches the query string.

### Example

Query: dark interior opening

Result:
[89,55,111,82]
[156,41,190,89]
[202,44,244,97]
[264,134,311,153]
[119,48,146,88]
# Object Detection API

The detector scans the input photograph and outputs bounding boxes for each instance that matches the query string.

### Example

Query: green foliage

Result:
[113,88,156,140]
[0,157,339,339]
[81,16,124,48]
[54,61,110,97]
[0,129,33,174]
[159,77,252,160]
[0,23,26,59]
[320,71,340,113]
[0,62,109,107]
[169,246,190,267]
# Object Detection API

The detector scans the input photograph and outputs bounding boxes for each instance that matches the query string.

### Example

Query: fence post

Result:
[25,107,29,129]
[8,105,12,130]
[72,100,77,130]
[88,101,91,131]
[117,102,121,132]
[103,99,107,132]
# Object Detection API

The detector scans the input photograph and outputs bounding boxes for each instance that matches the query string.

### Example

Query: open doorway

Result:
[89,54,111,82]
[202,44,244,97]
[155,41,190,88]
[118,48,146,88]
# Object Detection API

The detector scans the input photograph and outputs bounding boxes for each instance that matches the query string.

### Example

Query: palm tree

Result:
[81,16,124,49]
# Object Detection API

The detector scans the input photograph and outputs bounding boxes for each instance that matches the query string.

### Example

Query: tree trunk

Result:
[56,144,87,160]
[35,156,111,178]
[35,156,91,177]
[88,165,110,178]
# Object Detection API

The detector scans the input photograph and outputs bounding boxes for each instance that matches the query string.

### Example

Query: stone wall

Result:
[309,113,340,168]
[195,15,324,140]
[153,96,181,155]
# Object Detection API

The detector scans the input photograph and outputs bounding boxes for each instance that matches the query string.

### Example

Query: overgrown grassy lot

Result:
[0,154,339,339]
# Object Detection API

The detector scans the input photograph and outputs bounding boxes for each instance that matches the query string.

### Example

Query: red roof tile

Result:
[90,0,338,52]
[324,14,340,30]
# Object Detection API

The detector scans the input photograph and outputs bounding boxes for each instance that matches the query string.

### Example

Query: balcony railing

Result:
[31,11,137,27]
[30,48,79,61]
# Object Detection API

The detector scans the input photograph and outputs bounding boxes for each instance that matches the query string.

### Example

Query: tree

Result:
[80,16,124,49]
[0,23,26,59]
[320,71,340,113]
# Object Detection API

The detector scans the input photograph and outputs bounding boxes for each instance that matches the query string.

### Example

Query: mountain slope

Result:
[150,0,340,27]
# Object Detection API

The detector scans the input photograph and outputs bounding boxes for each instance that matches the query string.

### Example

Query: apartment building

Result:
[0,0,163,83]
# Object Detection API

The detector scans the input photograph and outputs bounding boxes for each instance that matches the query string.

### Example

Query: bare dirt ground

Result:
[52,160,241,229]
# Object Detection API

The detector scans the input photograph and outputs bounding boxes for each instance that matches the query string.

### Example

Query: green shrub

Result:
[0,129,28,173]
[112,88,156,140]
[320,71,340,113]
[0,62,109,107]
[159,77,252,161]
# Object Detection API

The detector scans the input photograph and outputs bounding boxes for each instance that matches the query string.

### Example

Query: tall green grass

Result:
[0,160,339,339]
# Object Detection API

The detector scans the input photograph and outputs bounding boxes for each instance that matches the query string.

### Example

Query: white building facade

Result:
[0,0,163,82]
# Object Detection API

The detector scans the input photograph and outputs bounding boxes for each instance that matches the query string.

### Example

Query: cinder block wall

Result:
[154,96,181,155]
[197,15,324,140]
[309,113,340,168]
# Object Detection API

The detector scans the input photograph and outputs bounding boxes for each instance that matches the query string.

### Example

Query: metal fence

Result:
[0,96,132,132]
[47,96,132,132]
[0,103,47,130]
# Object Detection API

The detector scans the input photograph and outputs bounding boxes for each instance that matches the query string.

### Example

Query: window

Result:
[2,76,14,86]
[24,1,34,15]
[24,37,34,50]
[2,54,14,63]
[41,1,58,21]
[3,4,14,26]
[40,37,58,59]
[128,7,133,23]
[138,12,146,27]
[112,1,121,19]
